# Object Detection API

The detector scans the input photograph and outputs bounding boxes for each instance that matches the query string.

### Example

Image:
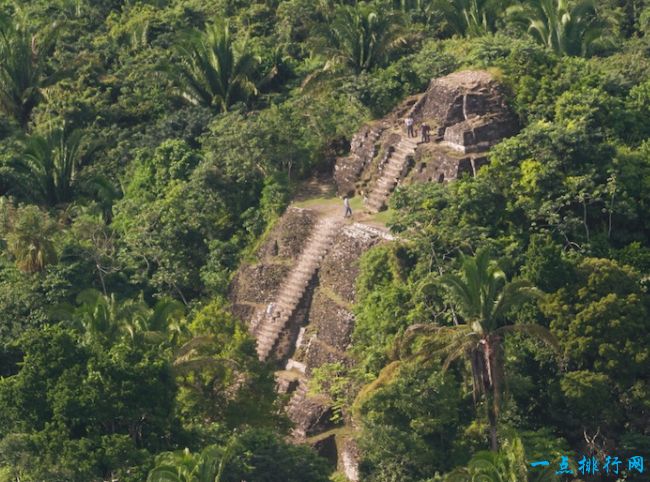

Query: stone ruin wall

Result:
[335,70,519,196]
[229,207,317,332]
[288,223,393,479]
[229,213,393,479]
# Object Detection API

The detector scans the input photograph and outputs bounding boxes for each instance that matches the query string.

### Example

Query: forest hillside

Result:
[0,0,648,481]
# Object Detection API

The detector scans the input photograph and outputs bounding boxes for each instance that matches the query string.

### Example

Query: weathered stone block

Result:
[288,395,335,438]
[308,290,355,351]
[334,124,385,196]
[229,263,291,305]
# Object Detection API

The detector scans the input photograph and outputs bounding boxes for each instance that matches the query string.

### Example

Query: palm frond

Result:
[493,323,560,352]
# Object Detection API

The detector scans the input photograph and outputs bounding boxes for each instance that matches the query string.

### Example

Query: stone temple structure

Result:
[229,208,391,480]
[335,70,518,211]
[228,70,519,480]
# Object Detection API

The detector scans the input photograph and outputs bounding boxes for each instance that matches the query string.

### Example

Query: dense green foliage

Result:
[0,0,649,480]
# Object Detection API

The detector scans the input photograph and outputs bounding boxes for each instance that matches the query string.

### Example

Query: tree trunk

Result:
[483,337,502,452]
[487,394,498,451]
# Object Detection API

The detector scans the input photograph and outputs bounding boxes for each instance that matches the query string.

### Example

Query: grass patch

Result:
[349,196,364,211]
[293,195,339,208]
[320,286,354,310]
[294,195,364,213]
[371,207,394,225]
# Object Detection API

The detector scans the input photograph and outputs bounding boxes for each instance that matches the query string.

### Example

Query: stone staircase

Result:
[286,375,329,441]
[254,216,342,361]
[364,135,418,213]
[287,376,309,415]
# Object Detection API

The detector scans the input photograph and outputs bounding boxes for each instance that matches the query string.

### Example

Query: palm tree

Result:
[10,128,83,206]
[148,444,234,482]
[320,3,405,74]
[401,250,558,451]
[9,127,113,208]
[57,289,143,346]
[392,0,441,26]
[445,437,559,481]
[0,14,59,128]
[441,0,507,37]
[4,204,59,273]
[507,0,605,56]
[124,297,185,345]
[168,23,259,112]
[55,289,185,348]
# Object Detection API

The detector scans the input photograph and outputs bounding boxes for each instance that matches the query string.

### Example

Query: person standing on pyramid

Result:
[421,122,430,142]
[405,116,414,138]
[343,195,352,218]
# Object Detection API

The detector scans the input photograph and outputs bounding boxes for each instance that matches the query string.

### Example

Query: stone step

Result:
[368,194,387,207]
[258,320,285,335]
[377,177,397,188]
[367,202,385,213]
[368,193,388,206]
[388,153,408,163]
[302,241,328,251]
[257,339,276,352]
[379,174,399,186]
[254,216,343,361]
[256,331,277,344]
[278,283,305,297]
[393,147,413,157]
[370,187,389,199]
[285,278,309,291]
[259,332,278,346]
[258,335,278,349]
[371,190,391,202]
[277,303,295,315]
[257,327,277,340]
[257,343,275,356]
[401,138,419,147]
[388,155,406,165]
[382,164,404,176]
[367,201,386,213]
[278,290,302,304]
[380,173,399,183]
[285,269,313,283]
[384,156,406,169]
[374,183,393,194]
[282,280,306,294]
[371,185,392,198]
[285,277,310,290]
[289,384,308,404]
[386,156,406,167]
[302,244,328,254]
[260,322,283,334]
[373,180,393,192]
[304,240,330,251]
[272,306,295,320]
[258,348,272,359]
[277,295,300,308]
[275,300,294,312]
[259,326,282,341]
[300,254,323,265]
[383,168,403,179]
[289,267,313,279]
[294,266,318,277]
